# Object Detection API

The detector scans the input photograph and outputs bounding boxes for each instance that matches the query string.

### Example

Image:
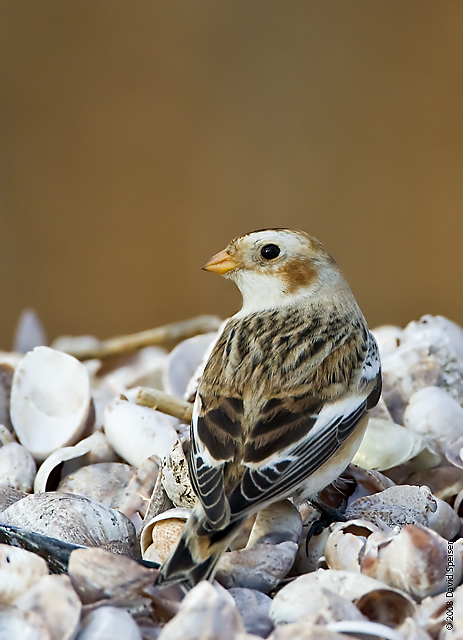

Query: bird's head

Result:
[202,228,346,315]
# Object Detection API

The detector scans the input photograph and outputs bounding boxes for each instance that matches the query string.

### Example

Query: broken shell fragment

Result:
[270,569,416,628]
[34,431,118,494]
[324,520,387,573]
[14,574,81,640]
[116,455,159,524]
[0,442,36,492]
[0,543,48,605]
[361,524,463,600]
[270,583,367,627]
[161,439,196,508]
[68,547,157,604]
[103,399,178,467]
[0,492,138,557]
[140,508,190,564]
[10,346,92,461]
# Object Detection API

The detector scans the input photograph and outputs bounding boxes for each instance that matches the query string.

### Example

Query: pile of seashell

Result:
[1,311,463,639]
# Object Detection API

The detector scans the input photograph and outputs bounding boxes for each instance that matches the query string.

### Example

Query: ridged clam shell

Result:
[34,431,118,494]
[10,346,93,461]
[140,507,191,564]
[0,544,48,605]
[57,462,135,507]
[346,485,460,540]
[0,492,137,557]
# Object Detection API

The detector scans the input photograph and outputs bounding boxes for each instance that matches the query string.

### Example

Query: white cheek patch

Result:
[233,271,314,317]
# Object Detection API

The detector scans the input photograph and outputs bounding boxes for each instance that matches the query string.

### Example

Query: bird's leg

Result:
[305,497,347,554]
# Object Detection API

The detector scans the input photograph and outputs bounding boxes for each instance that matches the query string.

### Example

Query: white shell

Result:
[0,544,48,605]
[99,346,168,398]
[0,492,137,556]
[157,581,244,640]
[77,607,143,640]
[34,431,118,494]
[14,574,81,640]
[163,333,218,399]
[404,386,463,446]
[372,325,403,358]
[10,347,92,461]
[402,315,463,403]
[353,418,424,471]
[381,342,440,424]
[0,442,36,492]
[103,398,178,467]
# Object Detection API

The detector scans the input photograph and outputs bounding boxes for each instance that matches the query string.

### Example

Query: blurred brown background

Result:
[1,1,462,350]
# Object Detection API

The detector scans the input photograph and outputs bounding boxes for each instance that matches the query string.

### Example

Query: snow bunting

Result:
[157,228,381,588]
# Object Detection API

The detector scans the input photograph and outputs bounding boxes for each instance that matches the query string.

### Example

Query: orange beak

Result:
[202,249,239,274]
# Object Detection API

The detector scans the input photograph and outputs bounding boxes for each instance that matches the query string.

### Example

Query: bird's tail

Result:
[155,507,243,590]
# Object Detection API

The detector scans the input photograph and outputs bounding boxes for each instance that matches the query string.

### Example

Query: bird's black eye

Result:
[260,244,280,260]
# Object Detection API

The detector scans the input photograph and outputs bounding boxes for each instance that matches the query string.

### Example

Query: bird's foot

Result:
[305,498,347,555]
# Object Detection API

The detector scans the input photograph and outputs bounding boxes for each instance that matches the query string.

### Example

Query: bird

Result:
[157,228,381,589]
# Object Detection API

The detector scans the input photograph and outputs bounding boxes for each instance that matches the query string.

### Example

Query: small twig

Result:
[136,387,194,424]
[62,315,222,361]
